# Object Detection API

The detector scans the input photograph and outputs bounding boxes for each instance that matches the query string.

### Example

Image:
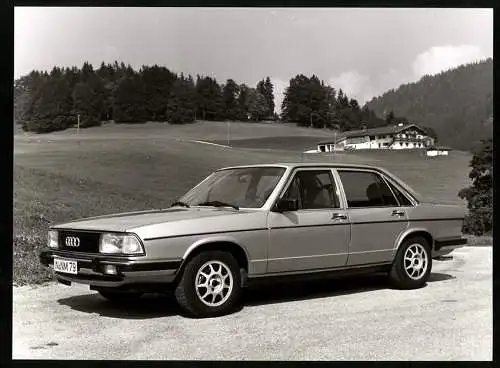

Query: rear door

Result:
[267,168,350,273]
[336,169,409,266]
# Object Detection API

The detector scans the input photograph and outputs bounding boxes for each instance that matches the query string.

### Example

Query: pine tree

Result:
[222,79,240,121]
[72,74,105,128]
[237,84,250,120]
[141,65,177,121]
[195,76,223,121]
[113,73,148,123]
[23,70,74,132]
[167,75,196,124]
[246,88,267,121]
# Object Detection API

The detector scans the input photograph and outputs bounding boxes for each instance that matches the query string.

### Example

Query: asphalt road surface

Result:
[13,246,492,361]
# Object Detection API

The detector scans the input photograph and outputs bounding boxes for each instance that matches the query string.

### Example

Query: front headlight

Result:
[99,233,145,255]
[47,230,58,249]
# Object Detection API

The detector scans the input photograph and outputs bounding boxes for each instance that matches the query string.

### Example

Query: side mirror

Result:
[274,198,298,212]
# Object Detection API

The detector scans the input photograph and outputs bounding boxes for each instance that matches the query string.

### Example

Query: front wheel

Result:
[389,236,432,289]
[174,251,242,318]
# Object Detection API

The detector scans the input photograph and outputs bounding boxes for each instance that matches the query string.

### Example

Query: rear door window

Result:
[337,170,399,208]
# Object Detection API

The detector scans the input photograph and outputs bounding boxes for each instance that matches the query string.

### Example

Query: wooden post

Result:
[227,121,230,146]
[77,114,80,134]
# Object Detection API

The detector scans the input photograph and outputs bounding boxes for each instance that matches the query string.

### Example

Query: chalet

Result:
[317,123,435,152]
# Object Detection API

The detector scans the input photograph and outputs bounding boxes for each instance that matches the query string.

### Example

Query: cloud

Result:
[273,44,489,111]
[328,71,375,105]
[411,45,487,78]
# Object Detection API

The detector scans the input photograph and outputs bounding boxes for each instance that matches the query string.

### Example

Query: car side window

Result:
[337,170,398,208]
[282,170,339,209]
[386,179,413,206]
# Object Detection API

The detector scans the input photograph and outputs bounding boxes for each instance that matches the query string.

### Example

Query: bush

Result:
[79,115,102,128]
[458,138,493,236]
[22,115,74,133]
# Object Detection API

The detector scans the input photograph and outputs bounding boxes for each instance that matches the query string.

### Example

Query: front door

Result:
[267,169,350,273]
[336,169,409,266]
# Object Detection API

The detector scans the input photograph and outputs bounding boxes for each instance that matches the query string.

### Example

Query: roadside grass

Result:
[14,121,486,285]
[210,136,327,151]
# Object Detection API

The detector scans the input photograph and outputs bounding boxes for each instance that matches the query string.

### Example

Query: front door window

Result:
[282,170,340,209]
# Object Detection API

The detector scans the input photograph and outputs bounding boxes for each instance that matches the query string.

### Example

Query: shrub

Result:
[79,115,102,128]
[458,138,493,235]
[22,115,74,133]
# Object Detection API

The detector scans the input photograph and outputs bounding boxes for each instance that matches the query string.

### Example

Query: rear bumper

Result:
[432,237,467,257]
[40,248,181,289]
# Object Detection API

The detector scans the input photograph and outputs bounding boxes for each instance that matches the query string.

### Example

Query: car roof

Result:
[218,162,383,171]
[217,162,423,203]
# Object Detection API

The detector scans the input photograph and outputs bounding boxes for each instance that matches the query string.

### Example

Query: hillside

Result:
[365,58,493,151]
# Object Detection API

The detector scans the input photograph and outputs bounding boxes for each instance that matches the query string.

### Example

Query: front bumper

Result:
[40,248,182,289]
[432,237,467,258]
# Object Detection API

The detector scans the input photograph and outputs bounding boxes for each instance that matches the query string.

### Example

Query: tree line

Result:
[15,61,409,134]
[279,74,410,131]
[14,61,277,133]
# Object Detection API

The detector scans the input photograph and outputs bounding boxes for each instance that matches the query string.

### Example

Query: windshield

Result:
[179,167,286,209]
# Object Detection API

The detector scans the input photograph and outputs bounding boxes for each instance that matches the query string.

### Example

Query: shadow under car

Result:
[57,271,455,319]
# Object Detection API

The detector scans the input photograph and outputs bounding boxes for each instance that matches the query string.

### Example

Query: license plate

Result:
[54,259,78,275]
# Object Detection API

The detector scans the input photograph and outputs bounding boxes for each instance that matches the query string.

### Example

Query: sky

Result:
[15,7,493,110]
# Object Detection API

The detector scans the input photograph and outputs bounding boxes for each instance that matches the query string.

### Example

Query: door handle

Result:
[331,213,348,220]
[392,209,405,217]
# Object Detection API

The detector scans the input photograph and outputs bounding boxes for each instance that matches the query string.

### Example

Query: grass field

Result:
[14,120,476,285]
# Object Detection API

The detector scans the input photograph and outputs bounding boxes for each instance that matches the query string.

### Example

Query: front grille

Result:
[58,231,101,253]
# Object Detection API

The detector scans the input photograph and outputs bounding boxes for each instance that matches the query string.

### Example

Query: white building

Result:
[317,123,435,152]
[426,146,451,156]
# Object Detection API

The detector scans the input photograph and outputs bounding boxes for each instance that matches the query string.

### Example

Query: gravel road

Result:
[13,246,492,361]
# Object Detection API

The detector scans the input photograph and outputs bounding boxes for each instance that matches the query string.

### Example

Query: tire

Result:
[389,236,432,289]
[174,251,242,318]
[97,289,143,302]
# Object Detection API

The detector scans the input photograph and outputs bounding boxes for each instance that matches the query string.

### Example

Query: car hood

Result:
[52,207,252,233]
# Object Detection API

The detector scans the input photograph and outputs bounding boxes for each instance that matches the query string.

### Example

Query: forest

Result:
[14,59,491,151]
[365,58,493,151]
[13,61,400,134]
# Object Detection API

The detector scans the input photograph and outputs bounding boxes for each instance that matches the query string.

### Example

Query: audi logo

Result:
[65,236,80,248]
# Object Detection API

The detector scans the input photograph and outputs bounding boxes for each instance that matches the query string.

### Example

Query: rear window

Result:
[338,170,399,208]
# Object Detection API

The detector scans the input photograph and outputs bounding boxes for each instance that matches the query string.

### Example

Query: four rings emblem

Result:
[65,236,80,248]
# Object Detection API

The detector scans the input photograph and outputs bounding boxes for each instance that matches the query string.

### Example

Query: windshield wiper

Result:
[170,200,190,208]
[197,201,240,210]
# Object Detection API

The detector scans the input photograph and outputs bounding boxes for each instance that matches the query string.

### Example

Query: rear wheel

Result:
[174,251,242,318]
[389,236,432,289]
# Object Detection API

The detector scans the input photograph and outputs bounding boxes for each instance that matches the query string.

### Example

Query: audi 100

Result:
[40,163,467,317]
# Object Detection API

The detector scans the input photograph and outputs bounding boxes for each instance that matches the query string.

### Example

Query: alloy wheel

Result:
[403,243,429,280]
[195,260,234,307]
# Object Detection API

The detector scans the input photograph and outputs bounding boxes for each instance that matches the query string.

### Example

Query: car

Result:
[40,163,467,317]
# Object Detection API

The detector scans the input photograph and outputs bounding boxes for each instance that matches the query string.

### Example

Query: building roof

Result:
[318,123,427,145]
